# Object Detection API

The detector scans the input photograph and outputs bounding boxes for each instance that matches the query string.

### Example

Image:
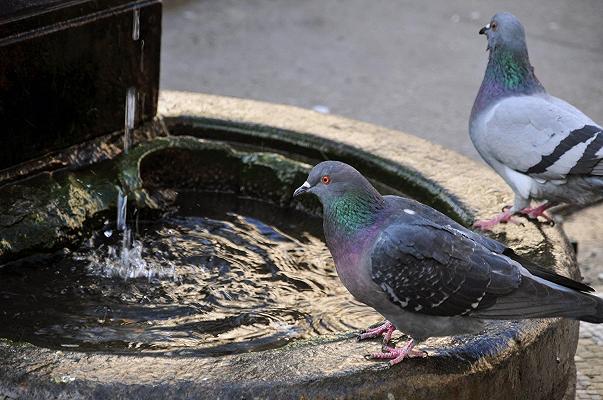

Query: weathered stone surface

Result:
[159,91,575,266]
[120,136,314,210]
[0,320,578,400]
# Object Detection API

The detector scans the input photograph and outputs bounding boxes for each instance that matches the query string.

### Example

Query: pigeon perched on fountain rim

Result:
[294,161,603,364]
[469,12,603,229]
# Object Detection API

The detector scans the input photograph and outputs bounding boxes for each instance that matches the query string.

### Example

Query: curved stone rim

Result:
[0,91,579,400]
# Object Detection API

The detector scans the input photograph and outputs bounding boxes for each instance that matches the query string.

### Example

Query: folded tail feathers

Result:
[474,271,603,323]
[503,248,594,292]
[508,252,603,323]
[579,296,603,323]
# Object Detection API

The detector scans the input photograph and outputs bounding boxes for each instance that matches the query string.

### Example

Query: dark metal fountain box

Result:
[0,0,161,170]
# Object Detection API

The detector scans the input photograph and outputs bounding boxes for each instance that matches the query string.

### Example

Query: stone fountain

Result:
[0,2,579,399]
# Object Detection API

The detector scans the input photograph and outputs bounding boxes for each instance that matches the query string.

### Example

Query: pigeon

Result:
[470,12,603,230]
[293,161,603,365]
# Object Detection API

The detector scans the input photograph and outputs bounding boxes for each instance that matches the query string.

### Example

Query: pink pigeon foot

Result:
[358,320,396,344]
[370,340,427,366]
[473,207,518,231]
[518,202,555,224]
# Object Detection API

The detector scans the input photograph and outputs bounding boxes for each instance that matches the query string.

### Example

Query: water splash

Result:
[83,233,175,280]
[0,195,380,355]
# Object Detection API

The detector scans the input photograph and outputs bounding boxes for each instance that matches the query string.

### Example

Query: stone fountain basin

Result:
[0,91,579,400]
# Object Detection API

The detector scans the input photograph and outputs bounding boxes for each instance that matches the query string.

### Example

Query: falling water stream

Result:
[107,87,151,279]
[109,9,146,278]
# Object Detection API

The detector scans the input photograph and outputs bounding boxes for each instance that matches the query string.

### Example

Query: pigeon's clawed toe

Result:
[358,321,396,344]
[473,209,517,231]
[475,203,556,230]
[370,340,426,366]
[518,203,555,224]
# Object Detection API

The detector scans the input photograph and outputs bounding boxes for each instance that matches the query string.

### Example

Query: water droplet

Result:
[312,105,330,114]
[60,375,76,383]
[104,230,113,238]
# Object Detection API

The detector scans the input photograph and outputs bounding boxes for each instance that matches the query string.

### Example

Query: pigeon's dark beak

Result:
[293,181,311,197]
[479,24,491,51]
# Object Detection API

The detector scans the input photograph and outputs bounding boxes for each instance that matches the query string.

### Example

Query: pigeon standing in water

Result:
[294,161,603,365]
[470,12,603,230]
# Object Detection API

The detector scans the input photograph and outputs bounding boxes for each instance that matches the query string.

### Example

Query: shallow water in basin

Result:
[0,193,381,356]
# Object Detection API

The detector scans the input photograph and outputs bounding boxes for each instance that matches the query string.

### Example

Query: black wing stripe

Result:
[526,125,601,174]
[569,129,603,175]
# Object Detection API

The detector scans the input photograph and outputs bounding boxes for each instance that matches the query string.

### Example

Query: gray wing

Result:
[370,221,522,317]
[483,96,603,180]
[384,195,594,293]
[383,196,505,251]
[370,217,600,320]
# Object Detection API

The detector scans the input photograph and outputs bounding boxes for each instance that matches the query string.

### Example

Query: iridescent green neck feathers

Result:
[325,191,384,235]
[472,47,544,117]
[487,48,535,90]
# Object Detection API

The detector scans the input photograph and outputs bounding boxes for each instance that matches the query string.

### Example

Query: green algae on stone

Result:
[0,169,118,262]
[127,135,317,209]
[0,136,319,262]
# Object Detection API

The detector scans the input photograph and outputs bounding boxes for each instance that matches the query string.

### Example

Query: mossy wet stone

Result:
[0,136,317,264]
[125,135,318,211]
[0,167,118,262]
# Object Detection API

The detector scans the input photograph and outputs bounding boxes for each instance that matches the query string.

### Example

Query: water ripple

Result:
[0,194,382,356]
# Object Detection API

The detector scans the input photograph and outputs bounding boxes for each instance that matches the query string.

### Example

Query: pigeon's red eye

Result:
[491,21,497,31]
[321,175,331,185]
